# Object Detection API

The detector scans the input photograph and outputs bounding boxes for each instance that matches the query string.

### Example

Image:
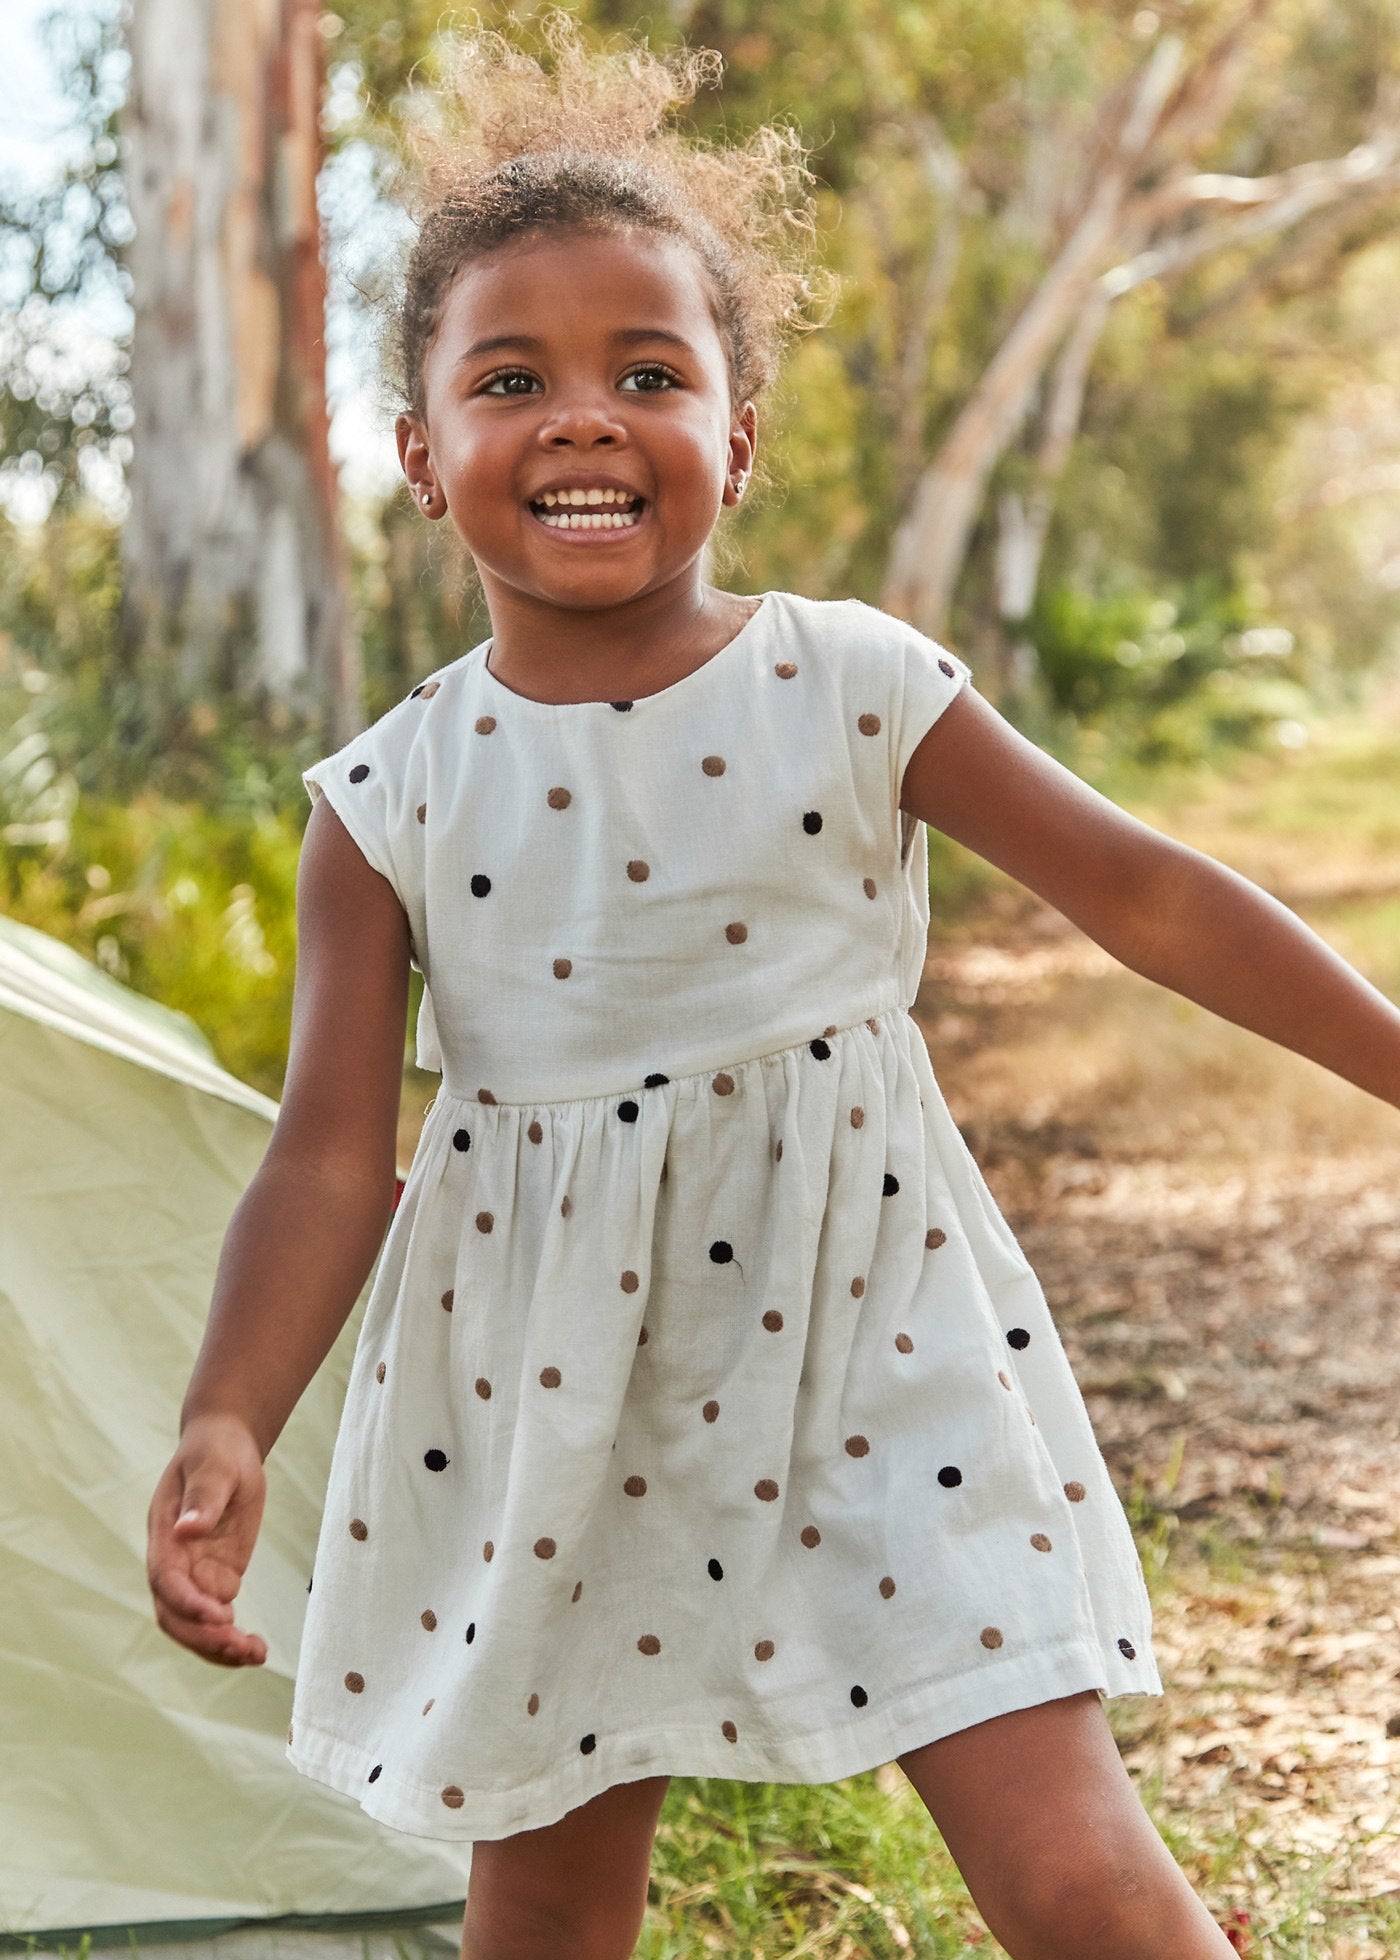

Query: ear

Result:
[396,412,431,488]
[722,401,758,505]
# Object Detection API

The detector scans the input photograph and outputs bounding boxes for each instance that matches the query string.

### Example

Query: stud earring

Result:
[420,489,432,508]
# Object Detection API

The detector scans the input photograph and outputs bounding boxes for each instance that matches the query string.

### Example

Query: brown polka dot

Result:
[850,1106,865,1128]
[626,859,650,882]
[637,1634,662,1655]
[998,1369,1011,1389]
[527,1120,543,1144]
[421,1608,437,1630]
[571,1580,583,1603]
[775,661,798,678]
[637,1325,649,1345]
[867,1017,881,1035]
[754,1639,775,1662]
[850,1276,866,1299]
[440,1289,454,1313]
[775,1137,783,1160]
[375,1361,386,1382]
[476,1210,494,1233]
[349,1518,368,1541]
[422,1698,435,1714]
[540,1365,562,1388]
[863,877,878,900]
[721,1719,738,1742]
[725,921,748,944]
[845,1434,870,1457]
[701,755,726,776]
[560,1194,571,1217]
[546,786,572,809]
[712,1071,735,1096]
[474,715,496,734]
[1031,1533,1053,1553]
[980,1627,1004,1650]
[926,1228,947,1250]
[762,1309,784,1332]
[553,957,572,979]
[702,1399,720,1422]
[755,1478,780,1502]
[527,1692,540,1715]
[624,1475,647,1497]
[1065,1480,1087,1502]
[879,1575,896,1599]
[417,680,440,698]
[475,1377,492,1399]
[534,1537,556,1559]
[858,711,881,735]
[441,1785,465,1808]
[823,1024,838,1037]
[483,1540,494,1561]
[895,1332,914,1354]
[477,1088,497,1105]
[800,1525,821,1548]
[416,803,426,824]
[344,1671,365,1693]
[620,1269,639,1292]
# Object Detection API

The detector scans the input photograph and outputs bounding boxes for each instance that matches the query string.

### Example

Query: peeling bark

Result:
[121,0,357,745]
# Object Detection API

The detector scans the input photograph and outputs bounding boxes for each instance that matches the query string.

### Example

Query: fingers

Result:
[153,1596,268,1668]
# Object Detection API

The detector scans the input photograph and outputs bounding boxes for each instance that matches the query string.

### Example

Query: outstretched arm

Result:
[900,687,1400,1112]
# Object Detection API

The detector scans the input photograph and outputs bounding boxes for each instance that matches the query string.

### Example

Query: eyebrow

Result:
[455,327,699,367]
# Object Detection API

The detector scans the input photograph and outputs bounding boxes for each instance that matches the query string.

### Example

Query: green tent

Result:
[0,913,470,1946]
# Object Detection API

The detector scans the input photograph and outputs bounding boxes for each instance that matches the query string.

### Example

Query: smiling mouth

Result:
[527,488,647,533]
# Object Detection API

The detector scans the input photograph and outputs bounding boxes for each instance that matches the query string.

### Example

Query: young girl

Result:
[146,22,1400,1960]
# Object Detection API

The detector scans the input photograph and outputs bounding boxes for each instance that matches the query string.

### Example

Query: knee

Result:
[985,1845,1153,1959]
[461,1895,645,1960]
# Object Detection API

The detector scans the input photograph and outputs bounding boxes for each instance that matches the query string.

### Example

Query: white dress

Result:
[286,590,1161,1844]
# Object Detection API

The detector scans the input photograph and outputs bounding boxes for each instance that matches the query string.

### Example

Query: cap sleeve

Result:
[302,695,422,900]
[891,623,974,793]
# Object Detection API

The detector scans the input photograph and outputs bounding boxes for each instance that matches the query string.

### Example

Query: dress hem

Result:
[286,1638,1163,1844]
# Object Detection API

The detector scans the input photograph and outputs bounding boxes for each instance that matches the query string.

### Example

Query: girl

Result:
[146,22,1400,1960]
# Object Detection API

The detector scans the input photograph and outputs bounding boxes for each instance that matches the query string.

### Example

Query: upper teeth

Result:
[535,488,636,508]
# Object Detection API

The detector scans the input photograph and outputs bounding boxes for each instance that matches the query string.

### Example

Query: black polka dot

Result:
[349,763,369,783]
[368,1764,382,1781]
[709,1240,733,1264]
[882,1173,900,1196]
[708,1557,724,1580]
[938,658,956,678]
[452,1129,471,1152]
[580,1732,597,1753]
[611,700,633,712]
[644,1073,670,1088]
[809,1039,831,1060]
[850,1685,868,1708]
[802,811,823,834]
[410,683,425,697]
[617,1099,639,1122]
[1007,1327,1031,1350]
[470,873,491,898]
[466,1622,476,1644]
[938,1465,963,1488]
[424,1448,449,1472]
[1118,1637,1137,1661]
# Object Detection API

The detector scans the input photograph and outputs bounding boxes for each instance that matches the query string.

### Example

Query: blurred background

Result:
[3,4,1399,1954]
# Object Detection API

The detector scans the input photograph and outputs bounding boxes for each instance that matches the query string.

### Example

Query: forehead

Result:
[429,227,728,371]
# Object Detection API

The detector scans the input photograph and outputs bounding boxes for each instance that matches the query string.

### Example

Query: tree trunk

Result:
[120,0,357,746]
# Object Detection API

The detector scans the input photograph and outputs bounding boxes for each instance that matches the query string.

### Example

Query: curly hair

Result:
[374,11,826,430]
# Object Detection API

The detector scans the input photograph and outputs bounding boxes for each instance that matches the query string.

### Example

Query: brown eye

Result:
[481,369,539,396]
[620,365,679,392]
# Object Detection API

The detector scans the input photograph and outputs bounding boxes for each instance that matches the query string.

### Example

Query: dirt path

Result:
[915,898,1400,1920]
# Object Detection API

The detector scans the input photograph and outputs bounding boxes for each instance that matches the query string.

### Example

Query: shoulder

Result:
[305,641,482,789]
[760,592,970,682]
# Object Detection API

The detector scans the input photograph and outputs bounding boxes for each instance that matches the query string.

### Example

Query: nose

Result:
[537,385,627,449]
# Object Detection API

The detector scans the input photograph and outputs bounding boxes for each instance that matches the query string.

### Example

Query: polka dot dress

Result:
[287,591,1161,1844]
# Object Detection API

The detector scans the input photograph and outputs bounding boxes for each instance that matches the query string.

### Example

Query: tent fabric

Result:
[0,913,471,1937]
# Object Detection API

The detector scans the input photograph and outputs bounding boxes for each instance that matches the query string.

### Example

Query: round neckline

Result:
[477,592,778,712]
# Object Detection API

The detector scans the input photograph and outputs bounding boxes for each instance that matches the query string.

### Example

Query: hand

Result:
[147,1413,269,1667]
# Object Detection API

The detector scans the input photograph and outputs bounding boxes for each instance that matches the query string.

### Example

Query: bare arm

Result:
[179,794,412,1460]
[900,687,1400,1112]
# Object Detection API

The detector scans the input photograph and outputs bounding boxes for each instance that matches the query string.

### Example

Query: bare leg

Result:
[461,1774,670,1960]
[898,1690,1235,1959]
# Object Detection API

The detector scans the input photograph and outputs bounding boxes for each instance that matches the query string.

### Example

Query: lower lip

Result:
[527,503,648,543]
